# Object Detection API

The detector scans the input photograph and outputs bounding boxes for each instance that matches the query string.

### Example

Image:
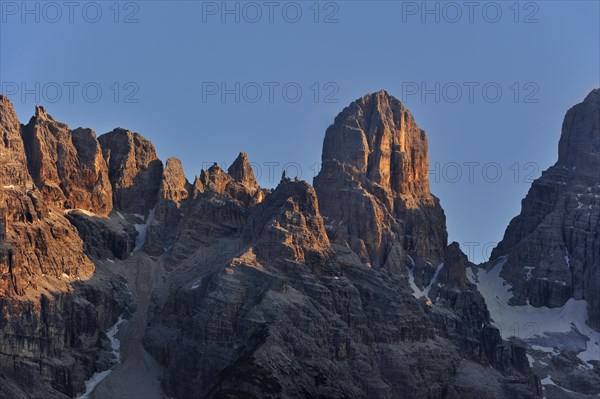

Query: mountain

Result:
[472,89,600,398]
[492,89,600,326]
[0,96,133,398]
[141,91,537,399]
[1,89,596,398]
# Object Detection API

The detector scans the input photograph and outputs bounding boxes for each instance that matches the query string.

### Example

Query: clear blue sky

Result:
[1,1,598,262]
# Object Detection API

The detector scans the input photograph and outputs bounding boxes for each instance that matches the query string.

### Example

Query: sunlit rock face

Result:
[0,97,132,398]
[491,89,600,330]
[20,106,113,216]
[314,90,447,290]
[0,96,33,189]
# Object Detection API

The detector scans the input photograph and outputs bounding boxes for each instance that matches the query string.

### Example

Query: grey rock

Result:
[98,128,163,216]
[492,89,600,329]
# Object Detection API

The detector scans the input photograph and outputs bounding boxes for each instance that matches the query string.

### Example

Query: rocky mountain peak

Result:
[34,105,51,120]
[20,106,113,215]
[0,96,32,188]
[321,89,430,196]
[228,151,258,189]
[439,242,468,289]
[557,88,599,181]
[200,162,232,194]
[144,157,190,255]
[244,178,330,264]
[314,91,447,270]
[98,128,163,215]
[491,88,600,330]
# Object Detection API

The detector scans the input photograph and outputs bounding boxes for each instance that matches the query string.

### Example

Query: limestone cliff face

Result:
[0,96,32,188]
[314,90,447,286]
[491,89,600,330]
[20,106,113,215]
[0,101,95,296]
[0,98,131,398]
[243,177,330,264]
[145,157,191,255]
[98,128,163,216]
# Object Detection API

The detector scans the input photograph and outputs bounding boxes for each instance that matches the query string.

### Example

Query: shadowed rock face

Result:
[145,157,191,255]
[98,128,163,216]
[20,107,113,215]
[314,90,447,286]
[491,89,600,330]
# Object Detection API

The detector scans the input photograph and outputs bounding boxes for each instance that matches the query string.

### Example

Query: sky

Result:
[1,0,598,263]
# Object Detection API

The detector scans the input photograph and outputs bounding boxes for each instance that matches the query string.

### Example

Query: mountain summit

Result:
[492,89,600,330]
[315,90,447,291]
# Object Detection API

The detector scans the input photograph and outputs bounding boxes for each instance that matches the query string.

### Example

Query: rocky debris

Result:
[491,89,600,330]
[314,90,447,289]
[98,128,163,216]
[20,107,113,215]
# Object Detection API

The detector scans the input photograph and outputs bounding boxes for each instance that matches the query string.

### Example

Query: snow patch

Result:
[564,250,571,270]
[524,266,534,281]
[472,259,600,366]
[406,265,423,299]
[107,315,126,362]
[406,261,443,300]
[424,263,444,297]
[133,208,155,252]
[526,354,535,364]
[531,345,556,353]
[540,376,576,393]
[76,315,126,399]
